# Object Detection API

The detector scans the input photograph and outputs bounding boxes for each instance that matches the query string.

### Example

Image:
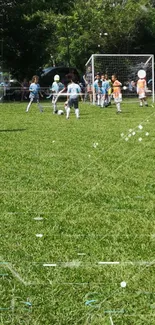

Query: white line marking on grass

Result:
[43,263,57,267]
[5,264,28,286]
[111,313,155,317]
[62,282,89,285]
[62,261,81,267]
[105,310,124,314]
[109,315,114,325]
[98,262,120,265]
[41,105,52,108]
[0,256,28,285]
[35,260,155,268]
[0,190,57,193]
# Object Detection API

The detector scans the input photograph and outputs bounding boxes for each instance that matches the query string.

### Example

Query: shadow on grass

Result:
[0,128,26,132]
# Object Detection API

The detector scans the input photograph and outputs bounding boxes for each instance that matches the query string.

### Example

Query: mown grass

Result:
[0,100,155,324]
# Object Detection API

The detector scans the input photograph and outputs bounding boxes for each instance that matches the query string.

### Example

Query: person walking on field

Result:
[49,74,65,113]
[112,74,122,113]
[137,76,148,107]
[26,75,43,113]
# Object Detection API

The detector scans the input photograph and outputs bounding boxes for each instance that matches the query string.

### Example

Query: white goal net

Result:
[85,54,154,104]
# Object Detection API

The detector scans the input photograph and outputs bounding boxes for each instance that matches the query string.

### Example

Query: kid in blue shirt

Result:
[26,75,43,112]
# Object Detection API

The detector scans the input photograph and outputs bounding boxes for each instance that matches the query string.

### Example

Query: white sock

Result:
[37,101,43,112]
[75,108,79,118]
[97,94,100,106]
[53,103,57,112]
[101,98,105,107]
[105,98,108,106]
[66,106,70,118]
[116,102,121,112]
[26,99,33,112]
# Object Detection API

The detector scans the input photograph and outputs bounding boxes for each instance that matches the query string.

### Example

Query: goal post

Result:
[85,54,154,104]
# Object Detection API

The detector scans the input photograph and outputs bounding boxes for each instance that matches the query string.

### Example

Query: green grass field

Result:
[0,100,155,325]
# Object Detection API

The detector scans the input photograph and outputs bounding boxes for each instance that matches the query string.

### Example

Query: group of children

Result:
[25,71,148,117]
[86,72,148,113]
[93,73,122,113]
[25,74,82,119]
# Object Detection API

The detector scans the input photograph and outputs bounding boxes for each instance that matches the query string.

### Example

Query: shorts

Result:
[29,94,39,101]
[68,98,79,109]
[87,84,92,93]
[139,92,146,99]
[52,94,57,103]
[114,93,122,103]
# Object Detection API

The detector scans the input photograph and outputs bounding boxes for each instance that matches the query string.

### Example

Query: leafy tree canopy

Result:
[1,0,155,78]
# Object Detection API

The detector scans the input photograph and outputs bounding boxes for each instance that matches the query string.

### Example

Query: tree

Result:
[54,0,155,73]
[1,0,155,78]
[1,1,57,79]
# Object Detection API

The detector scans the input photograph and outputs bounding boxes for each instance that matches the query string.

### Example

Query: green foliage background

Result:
[1,1,155,78]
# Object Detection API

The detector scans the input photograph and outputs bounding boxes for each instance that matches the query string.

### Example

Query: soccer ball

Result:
[57,110,64,115]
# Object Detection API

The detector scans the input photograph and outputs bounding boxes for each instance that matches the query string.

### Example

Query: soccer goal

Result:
[85,54,154,104]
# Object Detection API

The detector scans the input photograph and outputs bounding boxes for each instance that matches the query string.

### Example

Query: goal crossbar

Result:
[85,54,154,104]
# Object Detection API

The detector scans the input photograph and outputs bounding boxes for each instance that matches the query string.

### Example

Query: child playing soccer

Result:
[26,75,43,113]
[111,74,122,113]
[83,66,93,102]
[49,74,65,113]
[104,74,112,106]
[66,76,82,119]
[93,73,101,104]
[96,80,106,107]
[137,77,148,107]
[101,74,110,107]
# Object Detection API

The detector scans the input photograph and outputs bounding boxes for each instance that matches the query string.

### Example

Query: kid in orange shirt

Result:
[112,74,122,113]
[137,78,148,107]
